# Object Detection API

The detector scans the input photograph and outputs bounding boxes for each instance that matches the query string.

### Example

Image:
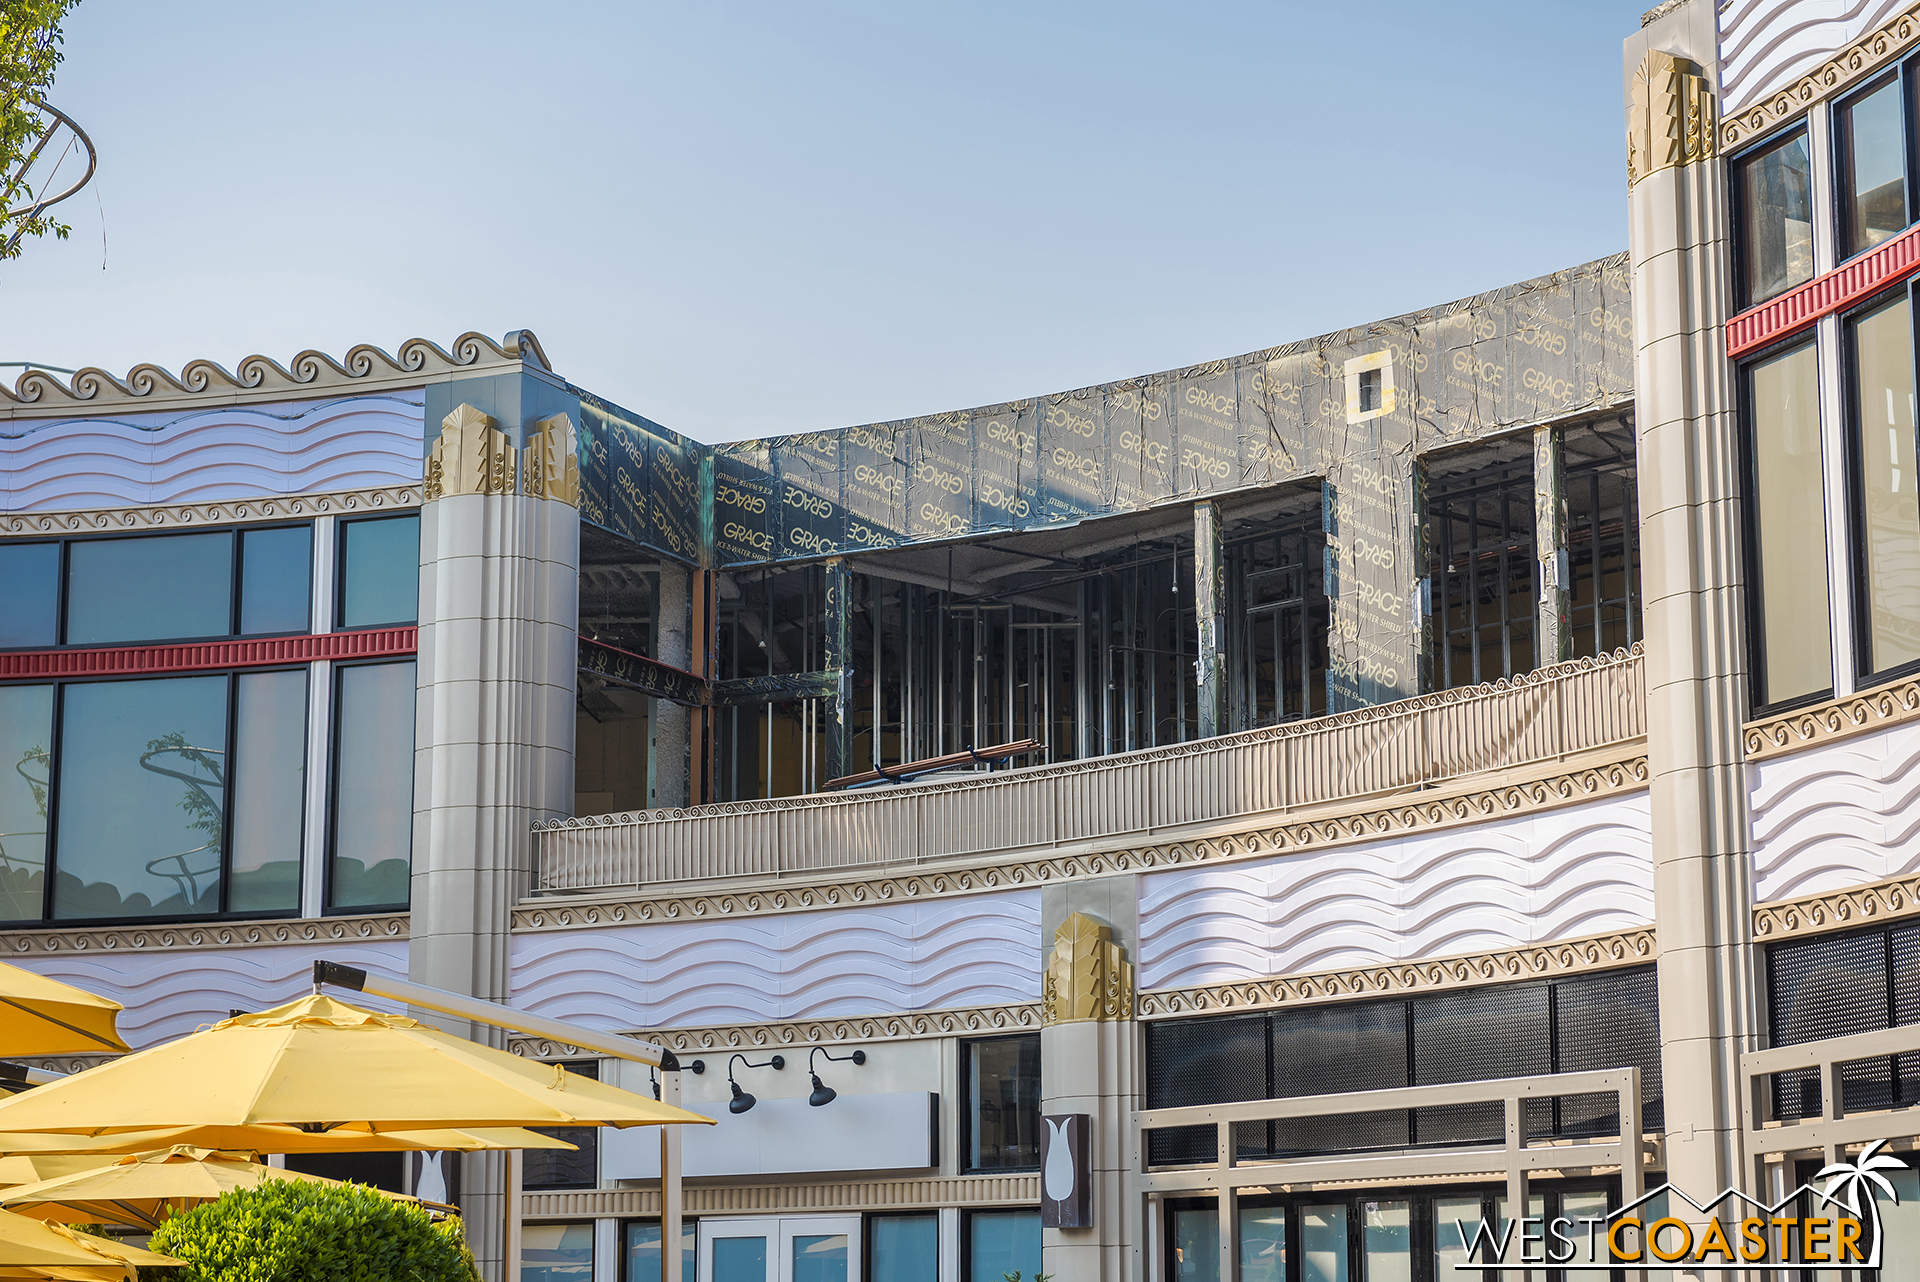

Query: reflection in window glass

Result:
[790,1234,846,1282]
[1362,1201,1411,1282]
[1749,341,1833,705]
[711,1236,766,1282]
[228,670,305,913]
[1741,131,1815,305]
[0,686,53,921]
[1841,77,1908,257]
[967,1210,1039,1282]
[1850,296,1920,675]
[67,532,233,646]
[54,676,227,919]
[1878,1169,1920,1280]
[966,1035,1042,1170]
[1240,1208,1286,1282]
[1301,1204,1348,1282]
[330,662,415,908]
[1172,1207,1218,1281]
[340,516,419,628]
[624,1219,695,1282]
[1561,1190,1613,1282]
[521,1222,593,1282]
[239,526,311,636]
[1433,1195,1483,1272]
[0,543,59,648]
[868,1215,935,1282]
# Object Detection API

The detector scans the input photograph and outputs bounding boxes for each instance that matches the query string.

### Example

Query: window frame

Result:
[0,523,318,652]
[1832,66,1917,267]
[958,1206,1041,1282]
[334,514,422,632]
[1737,331,1836,716]
[619,1216,697,1282]
[1839,280,1920,688]
[862,1209,937,1282]
[3,665,311,928]
[323,656,416,916]
[957,1032,1042,1175]
[1731,121,1817,313]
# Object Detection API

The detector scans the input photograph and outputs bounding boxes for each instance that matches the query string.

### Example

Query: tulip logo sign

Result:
[1454,1141,1908,1270]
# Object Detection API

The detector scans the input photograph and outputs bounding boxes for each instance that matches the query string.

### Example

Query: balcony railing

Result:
[1741,1022,1920,1170]
[531,644,1645,894]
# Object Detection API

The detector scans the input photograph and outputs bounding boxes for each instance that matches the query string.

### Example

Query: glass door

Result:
[698,1216,860,1282]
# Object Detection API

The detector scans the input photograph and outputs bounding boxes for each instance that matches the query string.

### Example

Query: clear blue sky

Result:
[1,0,1647,443]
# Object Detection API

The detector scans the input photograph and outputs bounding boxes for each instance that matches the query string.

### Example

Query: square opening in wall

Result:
[1344,352,1396,423]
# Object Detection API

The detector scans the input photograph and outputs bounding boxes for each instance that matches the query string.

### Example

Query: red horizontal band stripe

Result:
[1727,222,1920,358]
[0,627,418,679]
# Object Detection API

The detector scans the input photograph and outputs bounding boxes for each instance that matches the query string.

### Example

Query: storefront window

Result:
[624,1219,694,1282]
[1746,340,1833,707]
[1739,129,1815,305]
[0,685,53,921]
[66,532,233,645]
[1839,74,1909,259]
[1300,1204,1348,1282]
[522,1223,593,1282]
[0,543,58,647]
[867,1215,934,1282]
[329,661,415,909]
[227,669,305,913]
[1240,1208,1286,1282]
[963,1034,1041,1171]
[239,526,311,635]
[966,1210,1038,1282]
[1849,293,1920,677]
[340,515,420,628]
[54,675,228,919]
[1560,1190,1613,1282]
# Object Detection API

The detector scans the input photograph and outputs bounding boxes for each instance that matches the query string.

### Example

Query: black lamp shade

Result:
[728,1080,756,1114]
[808,1073,836,1107]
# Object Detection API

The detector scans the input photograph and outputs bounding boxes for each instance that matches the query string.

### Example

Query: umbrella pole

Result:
[505,1147,522,1282]
[661,1066,682,1281]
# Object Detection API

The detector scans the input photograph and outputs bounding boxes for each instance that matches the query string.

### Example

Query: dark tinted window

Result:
[964,1034,1042,1171]
[340,516,419,628]
[0,543,59,647]
[524,1061,599,1189]
[1739,130,1815,305]
[227,669,305,914]
[329,661,415,909]
[1767,924,1920,1117]
[1412,984,1552,1144]
[54,675,228,919]
[1839,75,1909,258]
[1270,1002,1408,1155]
[624,1219,694,1282]
[239,526,311,635]
[66,532,233,645]
[966,1210,1040,1282]
[0,685,53,921]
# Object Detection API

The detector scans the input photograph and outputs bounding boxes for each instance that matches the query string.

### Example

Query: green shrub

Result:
[150,1178,479,1282]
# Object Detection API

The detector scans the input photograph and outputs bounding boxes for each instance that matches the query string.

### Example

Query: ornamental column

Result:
[1624,0,1761,1247]
[410,403,581,1281]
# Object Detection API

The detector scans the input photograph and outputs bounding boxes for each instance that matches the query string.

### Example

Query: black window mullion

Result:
[40,680,65,923]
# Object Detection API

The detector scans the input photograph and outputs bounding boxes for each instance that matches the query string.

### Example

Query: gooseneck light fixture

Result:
[725,1053,784,1114]
[806,1046,867,1107]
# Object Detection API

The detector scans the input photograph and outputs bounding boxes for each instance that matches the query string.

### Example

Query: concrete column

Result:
[650,563,691,809]
[1193,501,1226,737]
[411,404,579,1282]
[1039,878,1140,1282]
[1534,424,1572,664]
[824,557,851,782]
[1625,0,1762,1247]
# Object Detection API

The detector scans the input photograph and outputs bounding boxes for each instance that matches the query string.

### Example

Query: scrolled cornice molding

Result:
[534,645,1644,833]
[514,753,1650,929]
[508,1003,1043,1058]
[1137,927,1658,1019]
[524,1173,1039,1219]
[0,329,550,417]
[0,485,424,536]
[1754,873,1920,941]
[0,914,408,956]
[1720,7,1920,150]
[1744,675,1920,760]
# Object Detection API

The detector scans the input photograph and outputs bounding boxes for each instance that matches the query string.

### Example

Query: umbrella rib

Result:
[106,1199,161,1231]
[0,997,122,1051]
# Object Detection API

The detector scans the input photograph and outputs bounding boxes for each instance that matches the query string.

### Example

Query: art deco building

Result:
[5,1,1920,1278]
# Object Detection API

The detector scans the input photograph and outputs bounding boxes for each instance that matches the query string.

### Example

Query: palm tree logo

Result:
[1816,1139,1906,1267]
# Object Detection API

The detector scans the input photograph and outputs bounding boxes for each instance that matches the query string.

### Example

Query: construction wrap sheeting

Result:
[569,253,1632,570]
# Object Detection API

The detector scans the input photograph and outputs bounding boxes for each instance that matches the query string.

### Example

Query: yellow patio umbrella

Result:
[0,1124,576,1157]
[0,1209,180,1278]
[0,994,710,1136]
[0,966,127,1057]
[0,1145,446,1231]
[0,1159,98,1191]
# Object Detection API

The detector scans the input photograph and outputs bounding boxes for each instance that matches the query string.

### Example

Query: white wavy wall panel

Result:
[510,892,1042,1031]
[1750,717,1920,902]
[2,940,408,1049]
[0,394,425,512]
[1719,0,1910,114]
[1136,796,1654,991]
